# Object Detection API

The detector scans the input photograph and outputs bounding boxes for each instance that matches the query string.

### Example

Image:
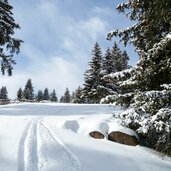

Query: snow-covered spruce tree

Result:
[121,51,129,70]
[82,42,103,103]
[98,48,117,98]
[59,96,64,103]
[101,48,115,75]
[62,88,71,103]
[111,42,125,72]
[107,0,171,51]
[50,89,58,102]
[70,91,75,103]
[101,67,136,106]
[43,88,50,101]
[17,88,23,100]
[23,79,34,100]
[100,44,130,100]
[107,0,171,155]
[72,86,84,103]
[0,86,8,99]
[36,90,43,102]
[0,0,23,75]
[81,70,92,103]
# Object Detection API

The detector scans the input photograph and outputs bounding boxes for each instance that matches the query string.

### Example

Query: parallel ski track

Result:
[18,118,40,171]
[39,121,82,171]
[18,118,81,171]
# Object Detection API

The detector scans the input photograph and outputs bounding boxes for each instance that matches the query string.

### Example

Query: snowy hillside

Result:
[0,103,171,171]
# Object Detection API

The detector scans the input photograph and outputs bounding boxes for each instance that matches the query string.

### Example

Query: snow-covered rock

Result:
[108,131,139,146]
[89,131,105,139]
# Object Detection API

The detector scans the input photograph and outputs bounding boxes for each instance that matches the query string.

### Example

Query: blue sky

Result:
[0,0,138,98]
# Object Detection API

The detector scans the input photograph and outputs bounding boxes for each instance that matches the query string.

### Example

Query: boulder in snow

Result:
[108,131,139,146]
[89,131,105,139]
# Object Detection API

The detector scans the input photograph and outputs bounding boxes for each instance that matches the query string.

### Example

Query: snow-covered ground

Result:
[0,103,171,171]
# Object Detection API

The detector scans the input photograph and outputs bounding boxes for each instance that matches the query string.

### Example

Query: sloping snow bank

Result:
[0,103,170,171]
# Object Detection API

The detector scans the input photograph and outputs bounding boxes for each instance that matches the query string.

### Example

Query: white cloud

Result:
[4,0,121,99]
[31,56,81,98]
[61,16,108,58]
[0,56,82,99]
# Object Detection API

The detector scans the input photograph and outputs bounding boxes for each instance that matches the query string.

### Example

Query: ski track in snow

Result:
[38,121,82,171]
[18,118,33,171]
[18,118,40,171]
[18,117,81,171]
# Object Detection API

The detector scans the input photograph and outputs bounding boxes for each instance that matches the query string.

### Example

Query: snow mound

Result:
[108,124,139,139]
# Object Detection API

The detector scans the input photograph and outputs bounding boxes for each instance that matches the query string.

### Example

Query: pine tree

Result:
[60,96,64,103]
[0,0,23,75]
[111,42,124,72]
[107,0,171,155]
[101,67,135,106]
[43,88,50,101]
[23,79,34,100]
[121,51,129,70]
[107,0,171,52]
[0,86,8,99]
[17,88,23,100]
[62,88,71,103]
[36,90,43,102]
[82,70,92,103]
[82,42,102,103]
[101,48,115,75]
[100,45,130,99]
[107,0,171,107]
[72,86,84,103]
[50,89,58,102]
[70,91,75,103]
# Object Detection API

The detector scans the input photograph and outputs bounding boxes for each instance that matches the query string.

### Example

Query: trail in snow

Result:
[18,117,81,171]
[18,118,40,171]
[18,119,33,171]
[38,121,82,171]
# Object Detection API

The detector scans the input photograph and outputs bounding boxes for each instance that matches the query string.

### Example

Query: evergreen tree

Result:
[17,88,23,100]
[36,90,43,102]
[43,88,50,101]
[99,45,130,99]
[72,86,84,103]
[70,91,75,103]
[101,48,115,75]
[106,0,171,155]
[107,0,171,52]
[23,79,34,100]
[0,86,8,99]
[82,42,102,103]
[62,88,71,103]
[0,0,23,75]
[121,51,129,70]
[101,67,135,106]
[50,89,58,102]
[111,42,124,72]
[82,70,92,103]
[107,0,171,107]
[60,96,64,103]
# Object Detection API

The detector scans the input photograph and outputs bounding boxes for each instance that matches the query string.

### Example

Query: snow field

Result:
[0,103,170,171]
